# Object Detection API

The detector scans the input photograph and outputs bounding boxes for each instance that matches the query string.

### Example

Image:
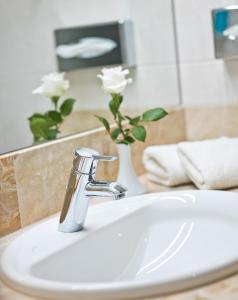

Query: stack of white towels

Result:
[143,137,238,190]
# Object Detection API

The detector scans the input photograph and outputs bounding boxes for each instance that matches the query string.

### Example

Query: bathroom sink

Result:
[1,190,238,299]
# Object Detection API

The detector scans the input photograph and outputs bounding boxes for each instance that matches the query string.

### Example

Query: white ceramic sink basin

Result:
[1,190,238,299]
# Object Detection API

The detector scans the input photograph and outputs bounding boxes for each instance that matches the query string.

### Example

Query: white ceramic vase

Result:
[116,144,146,197]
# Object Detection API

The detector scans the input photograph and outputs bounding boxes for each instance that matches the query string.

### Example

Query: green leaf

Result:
[48,111,63,123]
[109,94,123,117]
[117,140,129,145]
[46,129,58,140]
[132,125,146,142]
[44,115,57,127]
[95,115,110,132]
[28,113,61,142]
[29,116,49,141]
[60,98,76,116]
[142,108,168,122]
[125,136,135,143]
[125,115,141,125]
[110,128,122,140]
[118,136,135,145]
[28,113,45,121]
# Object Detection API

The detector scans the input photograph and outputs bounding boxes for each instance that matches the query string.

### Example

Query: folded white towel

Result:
[178,137,238,190]
[143,144,191,186]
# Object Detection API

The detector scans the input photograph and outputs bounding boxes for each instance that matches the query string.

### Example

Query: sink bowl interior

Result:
[31,200,238,284]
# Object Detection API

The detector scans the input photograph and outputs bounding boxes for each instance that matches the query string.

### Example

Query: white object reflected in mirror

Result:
[56,37,117,59]
[223,24,238,40]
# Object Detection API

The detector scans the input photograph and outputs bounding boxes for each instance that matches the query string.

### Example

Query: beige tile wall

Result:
[0,107,186,237]
[1,105,237,237]
[0,156,20,235]
[0,129,110,236]
[185,105,238,141]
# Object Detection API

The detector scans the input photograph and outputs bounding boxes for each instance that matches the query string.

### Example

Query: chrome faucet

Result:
[58,148,127,233]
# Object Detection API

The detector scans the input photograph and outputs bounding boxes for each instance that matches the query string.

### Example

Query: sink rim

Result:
[1,190,238,300]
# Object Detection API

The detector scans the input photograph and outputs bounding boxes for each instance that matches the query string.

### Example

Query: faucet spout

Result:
[58,148,127,233]
[86,180,127,199]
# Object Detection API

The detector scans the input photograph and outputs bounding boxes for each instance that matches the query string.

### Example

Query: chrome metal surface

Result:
[212,6,238,59]
[58,148,127,233]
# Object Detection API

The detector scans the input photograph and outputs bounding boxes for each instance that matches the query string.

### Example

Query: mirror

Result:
[0,0,180,154]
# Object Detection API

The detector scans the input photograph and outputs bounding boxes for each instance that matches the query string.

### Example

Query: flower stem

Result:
[51,96,60,131]
[51,96,59,110]
[116,113,126,138]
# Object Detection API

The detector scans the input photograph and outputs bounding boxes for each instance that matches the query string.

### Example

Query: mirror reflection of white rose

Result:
[97,66,132,94]
[33,72,69,98]
[29,72,75,143]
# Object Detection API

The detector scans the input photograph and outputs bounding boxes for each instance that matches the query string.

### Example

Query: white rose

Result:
[33,72,69,98]
[97,66,132,94]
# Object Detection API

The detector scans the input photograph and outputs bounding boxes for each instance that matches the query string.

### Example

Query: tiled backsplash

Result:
[1,105,238,237]
[0,107,185,237]
[185,105,238,140]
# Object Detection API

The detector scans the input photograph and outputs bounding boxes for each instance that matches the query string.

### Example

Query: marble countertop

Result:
[1,176,238,300]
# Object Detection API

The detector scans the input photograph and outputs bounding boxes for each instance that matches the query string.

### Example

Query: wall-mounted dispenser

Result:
[212,5,238,59]
[54,20,136,71]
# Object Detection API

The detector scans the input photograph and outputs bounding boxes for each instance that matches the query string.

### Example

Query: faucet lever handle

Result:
[92,154,117,162]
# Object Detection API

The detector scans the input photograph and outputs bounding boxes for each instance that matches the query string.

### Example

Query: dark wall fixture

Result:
[54,20,136,71]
